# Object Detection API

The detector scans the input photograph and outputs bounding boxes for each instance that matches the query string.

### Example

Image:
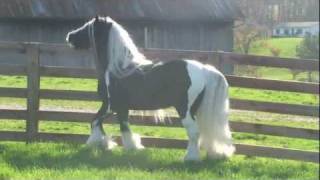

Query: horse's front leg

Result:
[117,109,144,150]
[86,100,117,150]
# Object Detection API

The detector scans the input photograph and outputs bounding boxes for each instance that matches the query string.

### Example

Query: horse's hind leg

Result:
[176,97,201,161]
[182,112,201,161]
[176,62,206,161]
[117,109,144,150]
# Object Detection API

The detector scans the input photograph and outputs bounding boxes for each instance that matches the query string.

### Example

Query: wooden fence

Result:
[0,41,319,163]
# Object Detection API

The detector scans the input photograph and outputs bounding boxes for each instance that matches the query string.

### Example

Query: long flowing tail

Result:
[196,65,235,158]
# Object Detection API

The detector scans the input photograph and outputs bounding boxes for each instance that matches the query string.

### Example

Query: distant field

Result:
[249,38,302,58]
[235,37,319,82]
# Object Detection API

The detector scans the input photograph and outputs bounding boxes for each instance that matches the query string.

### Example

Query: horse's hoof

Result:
[206,152,228,160]
[86,138,101,147]
[184,153,201,162]
[102,137,117,150]
[122,132,145,150]
[105,141,118,150]
[134,144,145,150]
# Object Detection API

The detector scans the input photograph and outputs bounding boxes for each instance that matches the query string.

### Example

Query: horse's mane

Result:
[104,17,152,78]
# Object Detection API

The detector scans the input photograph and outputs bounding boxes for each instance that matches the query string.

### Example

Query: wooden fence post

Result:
[217,51,224,71]
[26,44,40,142]
[212,51,223,71]
[210,52,218,69]
[216,51,234,75]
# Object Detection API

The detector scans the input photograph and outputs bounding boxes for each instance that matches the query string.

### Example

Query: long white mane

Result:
[106,17,152,78]
[103,17,166,123]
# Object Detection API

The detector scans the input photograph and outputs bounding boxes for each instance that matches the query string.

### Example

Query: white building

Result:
[272,22,319,37]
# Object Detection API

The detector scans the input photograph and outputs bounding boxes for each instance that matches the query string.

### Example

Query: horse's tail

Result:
[196,65,235,158]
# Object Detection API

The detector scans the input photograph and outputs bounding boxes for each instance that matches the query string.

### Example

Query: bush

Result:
[296,34,319,59]
[296,34,319,82]
[234,65,261,78]
[260,41,269,48]
[269,47,281,57]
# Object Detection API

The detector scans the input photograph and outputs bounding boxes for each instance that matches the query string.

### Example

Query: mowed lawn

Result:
[1,142,318,180]
[0,38,319,180]
[0,75,319,180]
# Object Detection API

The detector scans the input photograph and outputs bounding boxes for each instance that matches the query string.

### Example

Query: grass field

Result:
[249,38,302,58]
[0,37,319,179]
[235,37,319,82]
[1,143,318,180]
[0,75,319,179]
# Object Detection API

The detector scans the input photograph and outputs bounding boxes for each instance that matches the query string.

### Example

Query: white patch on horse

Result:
[190,62,235,159]
[121,131,144,150]
[86,120,117,150]
[182,114,201,161]
[181,60,206,161]
[104,71,111,112]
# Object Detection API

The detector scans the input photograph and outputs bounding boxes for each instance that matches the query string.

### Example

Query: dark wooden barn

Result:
[0,0,242,71]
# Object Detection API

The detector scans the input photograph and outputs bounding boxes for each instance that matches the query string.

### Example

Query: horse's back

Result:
[109,60,191,110]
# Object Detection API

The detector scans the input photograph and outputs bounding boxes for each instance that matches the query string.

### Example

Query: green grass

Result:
[255,67,319,82]
[249,38,302,58]
[230,88,318,106]
[1,113,319,179]
[0,142,318,180]
[0,119,318,152]
[235,37,319,82]
[229,110,318,129]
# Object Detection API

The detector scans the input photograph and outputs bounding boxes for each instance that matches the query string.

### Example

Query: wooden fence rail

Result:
[0,86,318,116]
[142,48,319,71]
[0,109,318,140]
[0,42,319,163]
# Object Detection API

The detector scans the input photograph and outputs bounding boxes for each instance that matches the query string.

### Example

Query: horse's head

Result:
[67,16,150,78]
[66,16,112,50]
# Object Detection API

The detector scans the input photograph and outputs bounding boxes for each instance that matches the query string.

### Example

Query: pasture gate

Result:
[0,41,319,163]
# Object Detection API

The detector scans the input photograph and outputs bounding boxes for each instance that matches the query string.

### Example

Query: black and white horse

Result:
[66,16,234,161]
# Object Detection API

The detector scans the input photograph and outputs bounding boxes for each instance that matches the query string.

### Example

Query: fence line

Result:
[0,41,319,163]
[0,109,318,140]
[142,48,319,71]
[1,65,318,94]
[0,131,318,163]
[0,86,318,116]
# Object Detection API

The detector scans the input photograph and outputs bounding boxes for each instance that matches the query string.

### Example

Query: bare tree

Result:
[234,21,266,54]
[234,21,269,78]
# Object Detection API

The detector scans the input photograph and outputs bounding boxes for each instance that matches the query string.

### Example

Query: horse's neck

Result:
[94,37,110,80]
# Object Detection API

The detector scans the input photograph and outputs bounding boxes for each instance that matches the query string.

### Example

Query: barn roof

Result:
[0,0,243,22]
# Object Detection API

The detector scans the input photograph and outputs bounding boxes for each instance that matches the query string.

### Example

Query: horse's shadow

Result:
[2,143,227,173]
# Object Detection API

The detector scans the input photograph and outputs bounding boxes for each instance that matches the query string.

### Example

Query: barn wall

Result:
[0,20,234,69]
[143,22,233,51]
[0,21,79,43]
[0,20,94,67]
